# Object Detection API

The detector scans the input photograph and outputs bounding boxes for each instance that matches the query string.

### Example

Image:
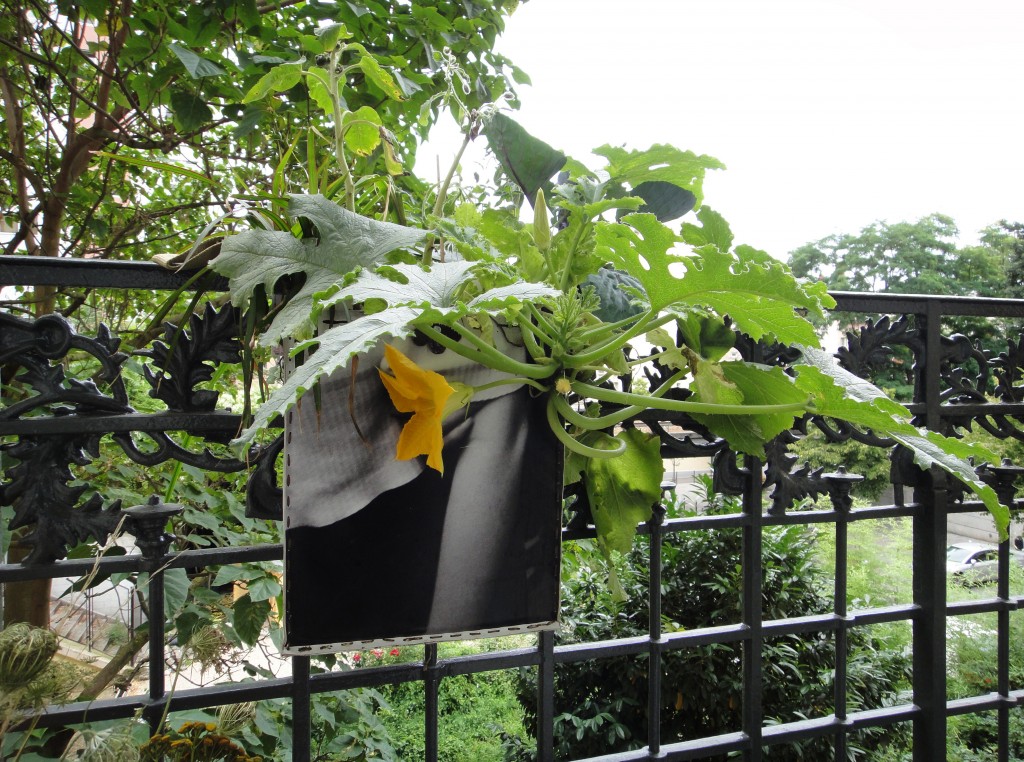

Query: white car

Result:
[946,542,1024,583]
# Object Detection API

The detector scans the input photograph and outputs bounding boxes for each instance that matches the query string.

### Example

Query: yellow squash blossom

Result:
[378,343,455,474]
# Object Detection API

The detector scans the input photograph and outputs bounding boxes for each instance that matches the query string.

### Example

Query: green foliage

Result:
[508,481,909,760]
[377,659,528,761]
[788,213,1020,348]
[790,433,894,501]
[790,214,973,295]
[795,346,1005,533]
[0,0,521,269]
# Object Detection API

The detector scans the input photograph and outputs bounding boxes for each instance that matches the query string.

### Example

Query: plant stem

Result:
[421,121,476,265]
[525,302,559,342]
[553,393,641,430]
[572,379,812,417]
[557,218,591,293]
[519,318,549,361]
[417,324,554,380]
[328,51,355,210]
[546,395,626,459]
[574,310,648,343]
[562,312,674,369]
[471,376,549,394]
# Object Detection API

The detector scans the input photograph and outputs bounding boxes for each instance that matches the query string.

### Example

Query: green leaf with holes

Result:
[596,214,832,345]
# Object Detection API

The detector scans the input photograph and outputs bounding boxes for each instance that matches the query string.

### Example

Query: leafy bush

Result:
[945,605,1024,760]
[788,431,894,502]
[509,481,909,760]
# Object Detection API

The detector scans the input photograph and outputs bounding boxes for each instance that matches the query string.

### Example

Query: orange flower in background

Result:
[378,343,455,474]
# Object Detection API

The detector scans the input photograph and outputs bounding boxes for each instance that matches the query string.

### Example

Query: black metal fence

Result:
[2,254,1022,760]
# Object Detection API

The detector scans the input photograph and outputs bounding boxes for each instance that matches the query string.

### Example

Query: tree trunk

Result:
[1,540,50,628]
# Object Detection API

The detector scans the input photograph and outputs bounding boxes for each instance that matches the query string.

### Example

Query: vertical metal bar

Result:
[741,456,763,762]
[648,504,666,756]
[424,643,439,762]
[997,532,1010,762]
[125,499,182,737]
[825,469,860,761]
[537,629,555,762]
[987,462,1021,762]
[146,557,166,736]
[291,655,311,762]
[912,303,947,761]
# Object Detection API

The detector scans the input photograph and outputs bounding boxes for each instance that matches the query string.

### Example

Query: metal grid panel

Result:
[2,257,1023,760]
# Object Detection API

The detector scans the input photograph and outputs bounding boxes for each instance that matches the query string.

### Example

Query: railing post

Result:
[911,467,948,761]
[424,643,440,762]
[537,629,555,762]
[741,456,763,762]
[647,502,666,757]
[824,467,863,759]
[292,655,311,761]
[912,300,947,761]
[125,496,183,736]
[983,459,1024,762]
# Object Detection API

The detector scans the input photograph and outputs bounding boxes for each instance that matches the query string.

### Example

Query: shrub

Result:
[510,483,909,760]
[788,431,894,502]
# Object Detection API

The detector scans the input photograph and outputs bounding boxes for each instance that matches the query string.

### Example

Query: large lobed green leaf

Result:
[210,194,427,342]
[235,261,558,446]
[689,362,810,456]
[595,144,725,210]
[596,213,832,346]
[584,428,664,557]
[795,345,1008,536]
[234,306,420,447]
[325,260,560,315]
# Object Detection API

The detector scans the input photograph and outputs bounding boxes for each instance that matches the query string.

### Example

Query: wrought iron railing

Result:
[2,254,1022,761]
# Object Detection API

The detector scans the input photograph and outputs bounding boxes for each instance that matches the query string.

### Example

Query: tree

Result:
[788,213,1008,297]
[789,214,1016,385]
[0,0,524,625]
[980,220,1024,298]
[0,1,523,290]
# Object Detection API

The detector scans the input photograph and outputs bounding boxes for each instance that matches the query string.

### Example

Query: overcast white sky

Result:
[420,0,1024,261]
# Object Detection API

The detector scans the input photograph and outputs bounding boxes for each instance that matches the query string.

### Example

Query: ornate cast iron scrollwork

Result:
[1,306,282,563]
[138,302,242,419]
[992,335,1024,404]
[1,312,130,562]
[762,430,829,514]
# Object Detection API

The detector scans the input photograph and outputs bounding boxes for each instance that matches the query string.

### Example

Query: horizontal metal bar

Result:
[28,676,294,729]
[310,662,425,692]
[443,647,539,676]
[901,402,1024,418]
[0,411,245,437]
[947,596,1024,617]
[578,700,924,762]
[830,290,1024,317]
[0,544,282,582]
[0,255,226,291]
[578,731,749,762]
[12,260,1023,316]
[848,504,920,521]
[555,634,651,662]
[849,603,918,626]
[946,690,1024,717]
